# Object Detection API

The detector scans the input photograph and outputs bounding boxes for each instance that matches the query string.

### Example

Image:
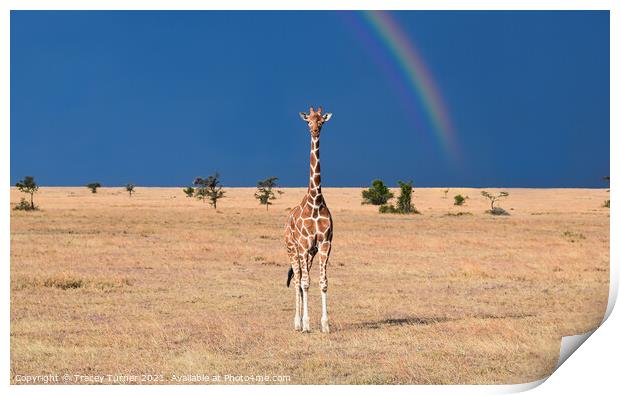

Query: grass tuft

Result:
[444,212,473,217]
[562,231,586,242]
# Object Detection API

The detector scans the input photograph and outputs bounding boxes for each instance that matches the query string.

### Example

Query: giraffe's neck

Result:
[308,136,323,203]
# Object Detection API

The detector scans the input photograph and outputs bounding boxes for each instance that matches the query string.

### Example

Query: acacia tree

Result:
[362,179,393,205]
[255,176,281,210]
[194,173,225,209]
[87,182,101,193]
[125,183,135,197]
[443,189,449,199]
[15,176,39,210]
[481,191,509,210]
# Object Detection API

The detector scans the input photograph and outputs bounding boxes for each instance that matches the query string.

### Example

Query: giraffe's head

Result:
[299,106,332,138]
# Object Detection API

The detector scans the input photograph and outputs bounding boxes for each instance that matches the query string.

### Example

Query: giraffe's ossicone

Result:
[285,106,334,333]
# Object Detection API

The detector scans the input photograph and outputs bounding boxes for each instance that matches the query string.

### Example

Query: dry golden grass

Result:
[10,187,609,384]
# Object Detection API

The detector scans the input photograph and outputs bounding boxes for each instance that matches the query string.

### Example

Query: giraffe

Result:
[285,106,334,333]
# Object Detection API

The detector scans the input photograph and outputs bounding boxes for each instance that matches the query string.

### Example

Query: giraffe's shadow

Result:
[343,312,534,331]
[345,315,453,331]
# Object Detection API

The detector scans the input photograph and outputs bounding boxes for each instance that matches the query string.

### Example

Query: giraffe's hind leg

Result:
[287,244,302,331]
[287,243,302,331]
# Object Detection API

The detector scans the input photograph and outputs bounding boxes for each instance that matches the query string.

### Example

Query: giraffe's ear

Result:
[322,113,333,122]
[299,112,309,121]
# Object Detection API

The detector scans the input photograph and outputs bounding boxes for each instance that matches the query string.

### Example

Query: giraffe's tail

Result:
[286,267,294,287]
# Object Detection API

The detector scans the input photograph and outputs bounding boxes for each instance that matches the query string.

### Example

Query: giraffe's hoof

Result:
[294,316,302,331]
[302,318,311,333]
[321,319,330,333]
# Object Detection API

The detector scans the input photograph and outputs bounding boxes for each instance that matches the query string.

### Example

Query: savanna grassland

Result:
[10,187,609,384]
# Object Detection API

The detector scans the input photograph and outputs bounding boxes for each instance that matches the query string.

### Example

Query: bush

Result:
[379,204,398,213]
[14,198,37,211]
[378,180,419,214]
[453,194,468,206]
[396,180,418,213]
[362,180,393,205]
[87,182,101,193]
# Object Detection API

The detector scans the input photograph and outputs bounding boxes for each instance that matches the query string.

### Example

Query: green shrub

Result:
[453,194,468,206]
[14,198,37,211]
[396,180,418,213]
[378,180,419,214]
[87,182,101,193]
[379,204,398,213]
[362,180,393,205]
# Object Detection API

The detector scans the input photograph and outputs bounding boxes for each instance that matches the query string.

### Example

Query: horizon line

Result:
[8,185,610,190]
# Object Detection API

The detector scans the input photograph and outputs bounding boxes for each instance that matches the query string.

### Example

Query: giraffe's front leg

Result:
[301,287,310,332]
[318,241,332,333]
[300,250,311,333]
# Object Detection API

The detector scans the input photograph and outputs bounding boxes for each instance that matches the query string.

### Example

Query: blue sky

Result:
[11,11,609,187]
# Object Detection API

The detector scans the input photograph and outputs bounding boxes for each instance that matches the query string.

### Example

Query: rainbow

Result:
[358,11,458,158]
